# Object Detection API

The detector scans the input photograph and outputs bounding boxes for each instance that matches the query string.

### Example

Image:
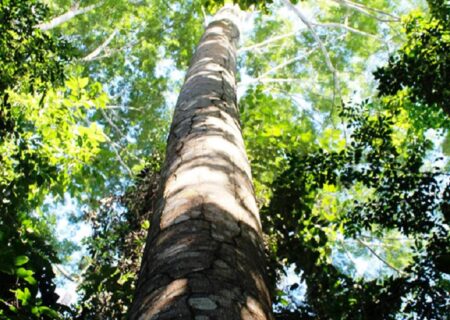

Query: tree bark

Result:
[129,6,273,320]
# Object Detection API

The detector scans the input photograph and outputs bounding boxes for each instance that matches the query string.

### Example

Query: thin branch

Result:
[101,132,133,177]
[37,2,102,31]
[80,258,93,275]
[312,22,384,42]
[332,0,400,23]
[339,239,360,270]
[359,234,414,242]
[240,34,346,87]
[81,52,112,61]
[356,238,407,275]
[340,0,400,21]
[201,5,208,28]
[253,78,302,83]
[82,36,141,62]
[100,108,126,139]
[312,22,391,52]
[105,105,143,111]
[250,45,319,83]
[238,29,304,53]
[83,29,118,62]
[281,0,341,97]
[53,264,79,283]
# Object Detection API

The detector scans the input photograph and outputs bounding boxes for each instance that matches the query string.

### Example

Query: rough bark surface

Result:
[129,6,273,320]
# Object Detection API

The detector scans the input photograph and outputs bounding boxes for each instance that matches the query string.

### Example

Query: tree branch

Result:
[100,108,127,140]
[238,29,305,53]
[82,36,142,62]
[312,22,384,42]
[239,45,319,87]
[359,234,414,242]
[342,0,400,20]
[281,0,341,97]
[332,0,400,23]
[101,132,134,177]
[83,29,118,62]
[356,238,407,276]
[260,45,320,80]
[339,239,361,271]
[105,105,143,111]
[312,22,391,52]
[37,2,102,31]
[53,264,79,283]
[252,78,302,83]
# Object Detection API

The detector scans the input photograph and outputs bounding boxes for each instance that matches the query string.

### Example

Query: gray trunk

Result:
[130,6,273,320]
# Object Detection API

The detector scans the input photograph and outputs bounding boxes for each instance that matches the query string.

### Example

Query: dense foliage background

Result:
[0,0,448,319]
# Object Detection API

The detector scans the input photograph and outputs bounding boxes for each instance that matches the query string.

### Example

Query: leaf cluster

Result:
[0,1,110,318]
[0,0,70,318]
[264,101,449,319]
[374,1,450,120]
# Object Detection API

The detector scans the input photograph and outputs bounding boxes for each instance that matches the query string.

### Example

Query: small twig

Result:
[80,32,143,62]
[201,6,208,28]
[312,22,391,64]
[356,238,407,275]
[359,234,414,242]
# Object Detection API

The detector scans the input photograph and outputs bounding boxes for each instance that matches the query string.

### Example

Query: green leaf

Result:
[141,220,150,230]
[117,272,134,285]
[35,306,61,318]
[15,288,31,306]
[78,77,89,89]
[280,298,289,307]
[66,78,79,92]
[16,267,36,284]
[14,255,29,266]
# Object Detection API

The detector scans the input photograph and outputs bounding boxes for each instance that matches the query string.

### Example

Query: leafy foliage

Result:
[374,1,450,119]
[0,1,108,318]
[264,101,449,319]
[0,0,68,317]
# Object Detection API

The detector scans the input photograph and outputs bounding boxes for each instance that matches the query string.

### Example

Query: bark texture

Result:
[129,6,273,320]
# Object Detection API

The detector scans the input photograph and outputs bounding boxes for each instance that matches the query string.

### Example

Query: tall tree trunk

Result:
[130,6,273,320]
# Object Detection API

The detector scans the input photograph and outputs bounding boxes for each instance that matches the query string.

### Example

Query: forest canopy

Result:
[0,0,449,319]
